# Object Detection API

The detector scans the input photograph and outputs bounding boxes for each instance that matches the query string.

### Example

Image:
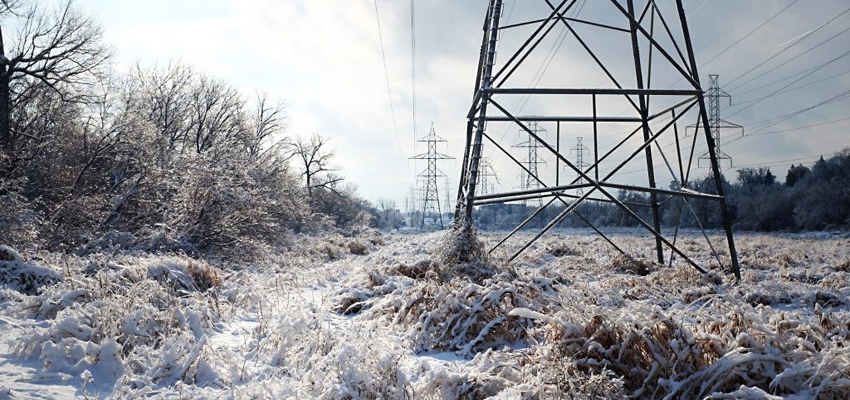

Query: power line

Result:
[733,68,850,106]
[687,0,714,18]
[726,9,850,90]
[410,0,418,145]
[702,0,800,67]
[725,117,850,145]
[743,88,850,127]
[433,0,459,123]
[776,6,850,48]
[734,64,850,97]
[747,90,850,136]
[727,49,850,117]
[727,23,850,93]
[735,152,841,169]
[373,0,405,162]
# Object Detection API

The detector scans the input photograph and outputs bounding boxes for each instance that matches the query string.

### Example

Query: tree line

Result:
[474,150,850,232]
[0,1,377,258]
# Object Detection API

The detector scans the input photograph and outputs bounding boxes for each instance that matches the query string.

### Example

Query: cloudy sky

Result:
[78,0,849,207]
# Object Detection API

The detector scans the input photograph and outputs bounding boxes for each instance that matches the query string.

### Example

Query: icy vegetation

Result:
[1,230,849,399]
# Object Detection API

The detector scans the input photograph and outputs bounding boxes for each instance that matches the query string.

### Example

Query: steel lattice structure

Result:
[477,157,499,195]
[513,122,547,205]
[454,0,741,278]
[412,123,454,229]
[570,137,590,195]
[696,74,743,169]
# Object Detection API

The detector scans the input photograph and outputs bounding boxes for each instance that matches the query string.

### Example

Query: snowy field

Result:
[1,230,848,399]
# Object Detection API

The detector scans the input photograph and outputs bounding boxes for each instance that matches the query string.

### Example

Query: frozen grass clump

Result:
[6,252,224,395]
[331,268,412,315]
[231,305,414,399]
[519,291,850,399]
[440,220,488,266]
[353,262,561,357]
[413,346,627,399]
[610,253,656,276]
[0,245,63,295]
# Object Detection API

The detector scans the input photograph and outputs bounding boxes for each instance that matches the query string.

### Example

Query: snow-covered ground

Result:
[1,230,848,399]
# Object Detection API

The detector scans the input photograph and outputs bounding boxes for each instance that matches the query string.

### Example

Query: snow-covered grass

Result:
[1,230,848,399]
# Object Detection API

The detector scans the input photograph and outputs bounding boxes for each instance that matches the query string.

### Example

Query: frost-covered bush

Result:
[7,252,223,395]
[0,176,42,248]
[169,154,306,260]
[336,260,559,357]
[0,245,63,295]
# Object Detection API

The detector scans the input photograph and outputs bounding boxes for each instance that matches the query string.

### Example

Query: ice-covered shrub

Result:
[834,258,850,272]
[0,179,42,248]
[0,245,63,295]
[440,220,488,266]
[315,240,346,261]
[371,268,557,356]
[7,251,223,397]
[257,310,414,399]
[521,293,850,399]
[331,269,409,315]
[146,257,224,295]
[390,259,441,280]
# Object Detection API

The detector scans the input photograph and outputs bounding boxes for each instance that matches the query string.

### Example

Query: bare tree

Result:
[244,92,286,162]
[134,63,194,151]
[376,197,403,229]
[291,133,342,198]
[0,0,111,148]
[0,0,20,16]
[188,75,243,154]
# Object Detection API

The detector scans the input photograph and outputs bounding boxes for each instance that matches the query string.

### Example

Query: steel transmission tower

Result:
[411,123,454,229]
[696,74,743,169]
[513,122,547,204]
[570,137,589,195]
[453,0,741,279]
[477,157,499,195]
[444,178,453,216]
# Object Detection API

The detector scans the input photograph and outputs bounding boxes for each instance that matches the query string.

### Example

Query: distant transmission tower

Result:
[444,178,452,216]
[410,123,453,229]
[478,157,499,195]
[513,122,546,205]
[406,185,417,215]
[570,137,589,195]
[694,74,743,169]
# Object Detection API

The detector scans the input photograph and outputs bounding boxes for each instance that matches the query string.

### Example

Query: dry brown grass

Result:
[610,254,655,276]
[835,258,850,272]
[346,240,369,255]
[186,262,222,292]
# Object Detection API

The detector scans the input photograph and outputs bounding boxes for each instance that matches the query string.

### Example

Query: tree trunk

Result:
[0,27,10,150]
